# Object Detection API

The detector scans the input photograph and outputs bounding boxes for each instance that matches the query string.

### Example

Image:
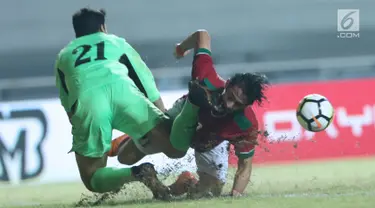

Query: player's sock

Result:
[169,99,199,152]
[90,167,133,193]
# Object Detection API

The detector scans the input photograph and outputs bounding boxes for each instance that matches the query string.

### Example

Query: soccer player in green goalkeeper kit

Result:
[55,8,208,199]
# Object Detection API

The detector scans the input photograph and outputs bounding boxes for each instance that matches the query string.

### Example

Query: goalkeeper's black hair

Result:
[227,72,270,106]
[72,7,106,38]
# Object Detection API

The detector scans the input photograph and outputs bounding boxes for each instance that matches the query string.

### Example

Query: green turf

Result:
[1,157,375,208]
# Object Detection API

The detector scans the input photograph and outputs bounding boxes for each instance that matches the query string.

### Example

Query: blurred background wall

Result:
[0,0,374,101]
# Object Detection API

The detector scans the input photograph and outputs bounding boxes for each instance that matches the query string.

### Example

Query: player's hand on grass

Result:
[174,44,191,59]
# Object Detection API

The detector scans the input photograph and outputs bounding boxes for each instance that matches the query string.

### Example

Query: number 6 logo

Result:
[341,11,356,30]
[337,9,359,32]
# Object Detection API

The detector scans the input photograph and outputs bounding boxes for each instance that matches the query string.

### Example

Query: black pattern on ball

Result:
[297,97,332,132]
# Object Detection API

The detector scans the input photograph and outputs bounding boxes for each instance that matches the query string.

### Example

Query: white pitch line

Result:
[247,191,375,199]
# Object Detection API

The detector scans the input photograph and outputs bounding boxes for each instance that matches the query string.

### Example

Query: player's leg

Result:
[112,80,186,158]
[112,93,174,156]
[107,134,130,157]
[69,95,136,193]
[119,80,208,157]
[110,96,187,164]
[169,171,198,196]
[194,172,225,197]
[75,152,166,196]
[168,80,211,152]
[163,96,197,154]
[168,141,229,198]
[109,134,146,165]
[70,90,169,198]
[189,141,229,198]
[166,171,224,198]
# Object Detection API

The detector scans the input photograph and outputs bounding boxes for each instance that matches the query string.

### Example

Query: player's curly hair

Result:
[227,72,270,106]
[72,8,106,38]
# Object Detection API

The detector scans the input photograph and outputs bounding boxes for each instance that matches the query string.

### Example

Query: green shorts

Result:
[69,79,166,158]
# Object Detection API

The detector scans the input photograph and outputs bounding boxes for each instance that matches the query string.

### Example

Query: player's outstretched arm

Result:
[174,29,225,91]
[231,156,253,197]
[230,108,259,196]
[174,29,211,59]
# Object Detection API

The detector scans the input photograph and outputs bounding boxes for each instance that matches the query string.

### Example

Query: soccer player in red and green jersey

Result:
[110,29,269,197]
[169,29,270,197]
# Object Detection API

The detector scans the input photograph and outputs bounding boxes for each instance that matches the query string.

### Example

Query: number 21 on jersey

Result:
[72,41,107,67]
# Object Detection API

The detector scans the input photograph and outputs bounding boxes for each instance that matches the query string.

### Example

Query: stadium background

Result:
[0,0,375,207]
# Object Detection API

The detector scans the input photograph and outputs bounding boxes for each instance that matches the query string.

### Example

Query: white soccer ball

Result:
[296,94,334,132]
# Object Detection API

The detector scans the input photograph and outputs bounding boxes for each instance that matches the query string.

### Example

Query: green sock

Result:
[90,167,133,193]
[170,99,200,152]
